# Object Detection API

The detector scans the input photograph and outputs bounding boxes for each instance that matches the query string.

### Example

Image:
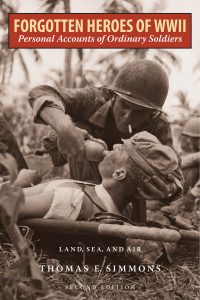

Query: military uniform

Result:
[182,161,199,194]
[161,116,200,213]
[181,117,200,202]
[29,179,117,221]
[0,114,27,174]
[28,85,173,182]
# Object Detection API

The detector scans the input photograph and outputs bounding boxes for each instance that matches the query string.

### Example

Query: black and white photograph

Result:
[0,0,199,299]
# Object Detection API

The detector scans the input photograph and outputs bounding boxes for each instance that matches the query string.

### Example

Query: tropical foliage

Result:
[0,0,42,84]
[88,0,181,86]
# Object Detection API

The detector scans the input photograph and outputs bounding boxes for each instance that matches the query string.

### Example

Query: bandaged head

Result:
[122,131,178,180]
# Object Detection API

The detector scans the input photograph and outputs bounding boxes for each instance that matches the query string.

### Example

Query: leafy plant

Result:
[0,0,42,84]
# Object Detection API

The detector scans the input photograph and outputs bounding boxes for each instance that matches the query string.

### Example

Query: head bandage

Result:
[122,131,178,177]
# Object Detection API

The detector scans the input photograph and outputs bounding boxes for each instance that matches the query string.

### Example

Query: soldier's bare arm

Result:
[28,86,101,161]
[40,106,89,161]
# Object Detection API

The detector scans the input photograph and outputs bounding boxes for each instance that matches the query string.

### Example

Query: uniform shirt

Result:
[29,85,173,147]
[0,114,28,173]
[28,85,175,182]
[183,164,199,194]
[181,151,199,197]
[31,179,119,221]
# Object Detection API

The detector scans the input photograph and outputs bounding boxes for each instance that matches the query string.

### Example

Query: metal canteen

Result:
[84,138,107,161]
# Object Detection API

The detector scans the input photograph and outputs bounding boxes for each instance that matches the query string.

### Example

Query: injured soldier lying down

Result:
[18,131,182,221]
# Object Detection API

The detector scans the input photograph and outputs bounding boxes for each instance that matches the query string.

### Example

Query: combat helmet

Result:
[182,116,200,138]
[111,59,169,111]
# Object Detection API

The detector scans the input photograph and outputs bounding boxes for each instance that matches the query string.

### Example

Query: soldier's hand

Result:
[57,124,90,161]
[137,174,178,200]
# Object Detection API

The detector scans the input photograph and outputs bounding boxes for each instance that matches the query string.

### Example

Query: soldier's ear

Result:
[112,168,127,181]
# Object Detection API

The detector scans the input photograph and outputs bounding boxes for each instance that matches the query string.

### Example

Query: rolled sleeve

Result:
[28,85,106,125]
[28,85,65,124]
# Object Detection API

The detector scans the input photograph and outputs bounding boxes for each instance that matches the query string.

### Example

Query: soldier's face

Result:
[112,96,152,134]
[98,144,129,180]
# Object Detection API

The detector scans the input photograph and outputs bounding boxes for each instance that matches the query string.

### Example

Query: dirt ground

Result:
[0,230,199,300]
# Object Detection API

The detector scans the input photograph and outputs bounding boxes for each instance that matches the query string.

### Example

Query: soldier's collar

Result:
[95,184,119,214]
[89,101,112,129]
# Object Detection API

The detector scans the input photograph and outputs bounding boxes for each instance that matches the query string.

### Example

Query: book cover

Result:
[0,0,199,299]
